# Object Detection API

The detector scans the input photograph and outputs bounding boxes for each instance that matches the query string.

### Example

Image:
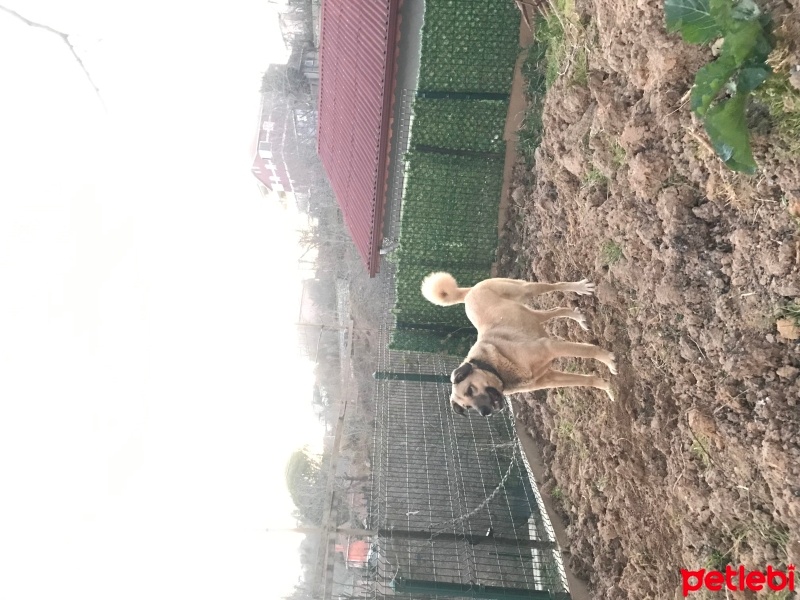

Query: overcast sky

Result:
[0,2,323,598]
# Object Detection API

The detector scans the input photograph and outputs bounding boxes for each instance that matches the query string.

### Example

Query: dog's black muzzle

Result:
[478,387,506,417]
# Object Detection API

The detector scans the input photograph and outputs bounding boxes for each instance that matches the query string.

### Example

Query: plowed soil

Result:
[498,1,800,597]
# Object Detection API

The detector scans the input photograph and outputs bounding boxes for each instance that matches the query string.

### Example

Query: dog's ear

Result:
[451,362,473,384]
[451,400,467,417]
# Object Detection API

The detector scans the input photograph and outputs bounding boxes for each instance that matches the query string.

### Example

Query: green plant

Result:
[572,46,589,86]
[600,240,623,265]
[777,301,800,326]
[517,41,548,166]
[690,434,712,467]
[664,0,775,173]
[557,421,575,440]
[612,142,627,167]
[753,60,800,154]
[704,548,731,570]
[583,167,608,188]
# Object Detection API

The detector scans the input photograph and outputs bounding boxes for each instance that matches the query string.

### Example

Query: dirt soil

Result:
[497,1,800,598]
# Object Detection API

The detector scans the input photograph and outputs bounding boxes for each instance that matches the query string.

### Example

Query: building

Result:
[252,0,320,198]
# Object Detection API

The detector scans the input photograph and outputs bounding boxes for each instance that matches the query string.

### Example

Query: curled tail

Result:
[421,272,470,307]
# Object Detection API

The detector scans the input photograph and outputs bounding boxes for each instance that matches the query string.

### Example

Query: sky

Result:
[0,1,324,598]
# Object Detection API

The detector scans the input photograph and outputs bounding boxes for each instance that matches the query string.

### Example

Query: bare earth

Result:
[498,0,800,598]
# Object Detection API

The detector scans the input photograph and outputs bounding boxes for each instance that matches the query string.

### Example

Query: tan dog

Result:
[421,272,617,416]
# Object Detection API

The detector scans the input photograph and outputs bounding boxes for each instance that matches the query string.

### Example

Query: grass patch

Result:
[516,2,589,166]
[517,38,548,167]
[690,434,712,468]
[557,421,575,440]
[572,46,589,86]
[535,0,586,87]
[600,240,623,265]
[752,45,800,154]
[583,166,608,188]
[703,548,731,571]
[612,142,626,168]
[777,301,800,327]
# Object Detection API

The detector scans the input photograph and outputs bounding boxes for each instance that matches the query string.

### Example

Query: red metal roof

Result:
[317,0,402,276]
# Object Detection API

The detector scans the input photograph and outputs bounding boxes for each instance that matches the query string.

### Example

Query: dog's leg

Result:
[545,340,617,374]
[533,307,589,331]
[519,370,614,400]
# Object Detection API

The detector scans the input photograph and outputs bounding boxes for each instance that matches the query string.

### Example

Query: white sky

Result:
[0,2,324,598]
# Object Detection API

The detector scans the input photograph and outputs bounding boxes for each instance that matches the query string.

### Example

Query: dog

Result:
[421,272,617,416]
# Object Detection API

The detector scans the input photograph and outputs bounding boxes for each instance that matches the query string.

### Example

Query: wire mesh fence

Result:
[352,262,572,600]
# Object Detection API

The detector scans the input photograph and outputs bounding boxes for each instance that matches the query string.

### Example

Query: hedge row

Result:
[390,151,503,354]
[388,0,519,355]
[417,0,520,94]
[409,98,508,154]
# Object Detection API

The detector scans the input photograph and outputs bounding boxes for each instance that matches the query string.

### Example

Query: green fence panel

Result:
[390,149,504,355]
[389,0,520,355]
[410,98,508,154]
[418,0,520,94]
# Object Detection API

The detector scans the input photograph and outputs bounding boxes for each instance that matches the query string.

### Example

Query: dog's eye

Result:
[466,386,474,396]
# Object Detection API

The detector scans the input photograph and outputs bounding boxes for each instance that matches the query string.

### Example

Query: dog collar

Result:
[467,358,505,388]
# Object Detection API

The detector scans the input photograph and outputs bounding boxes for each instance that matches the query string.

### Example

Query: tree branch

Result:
[0,4,105,108]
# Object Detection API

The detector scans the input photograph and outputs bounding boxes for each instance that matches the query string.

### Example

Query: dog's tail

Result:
[421,272,470,306]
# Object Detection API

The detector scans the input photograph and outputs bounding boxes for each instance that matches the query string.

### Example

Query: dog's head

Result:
[449,361,506,417]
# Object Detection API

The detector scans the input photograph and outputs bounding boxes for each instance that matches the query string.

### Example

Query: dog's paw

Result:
[572,308,589,331]
[606,353,618,375]
[574,279,596,296]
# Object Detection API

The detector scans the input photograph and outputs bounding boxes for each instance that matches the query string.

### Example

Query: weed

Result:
[583,167,608,188]
[690,434,712,468]
[517,40,547,167]
[557,421,575,441]
[517,1,588,165]
[551,487,564,501]
[777,301,800,327]
[535,0,586,88]
[704,548,731,570]
[600,240,623,265]
[752,44,800,154]
[594,476,608,492]
[572,46,589,86]
[611,142,627,168]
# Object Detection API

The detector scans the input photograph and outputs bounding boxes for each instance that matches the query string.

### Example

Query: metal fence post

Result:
[373,371,450,383]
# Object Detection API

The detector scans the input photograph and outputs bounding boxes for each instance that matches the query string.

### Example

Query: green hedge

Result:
[410,98,508,154]
[389,0,520,355]
[418,0,520,94]
[389,151,503,355]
